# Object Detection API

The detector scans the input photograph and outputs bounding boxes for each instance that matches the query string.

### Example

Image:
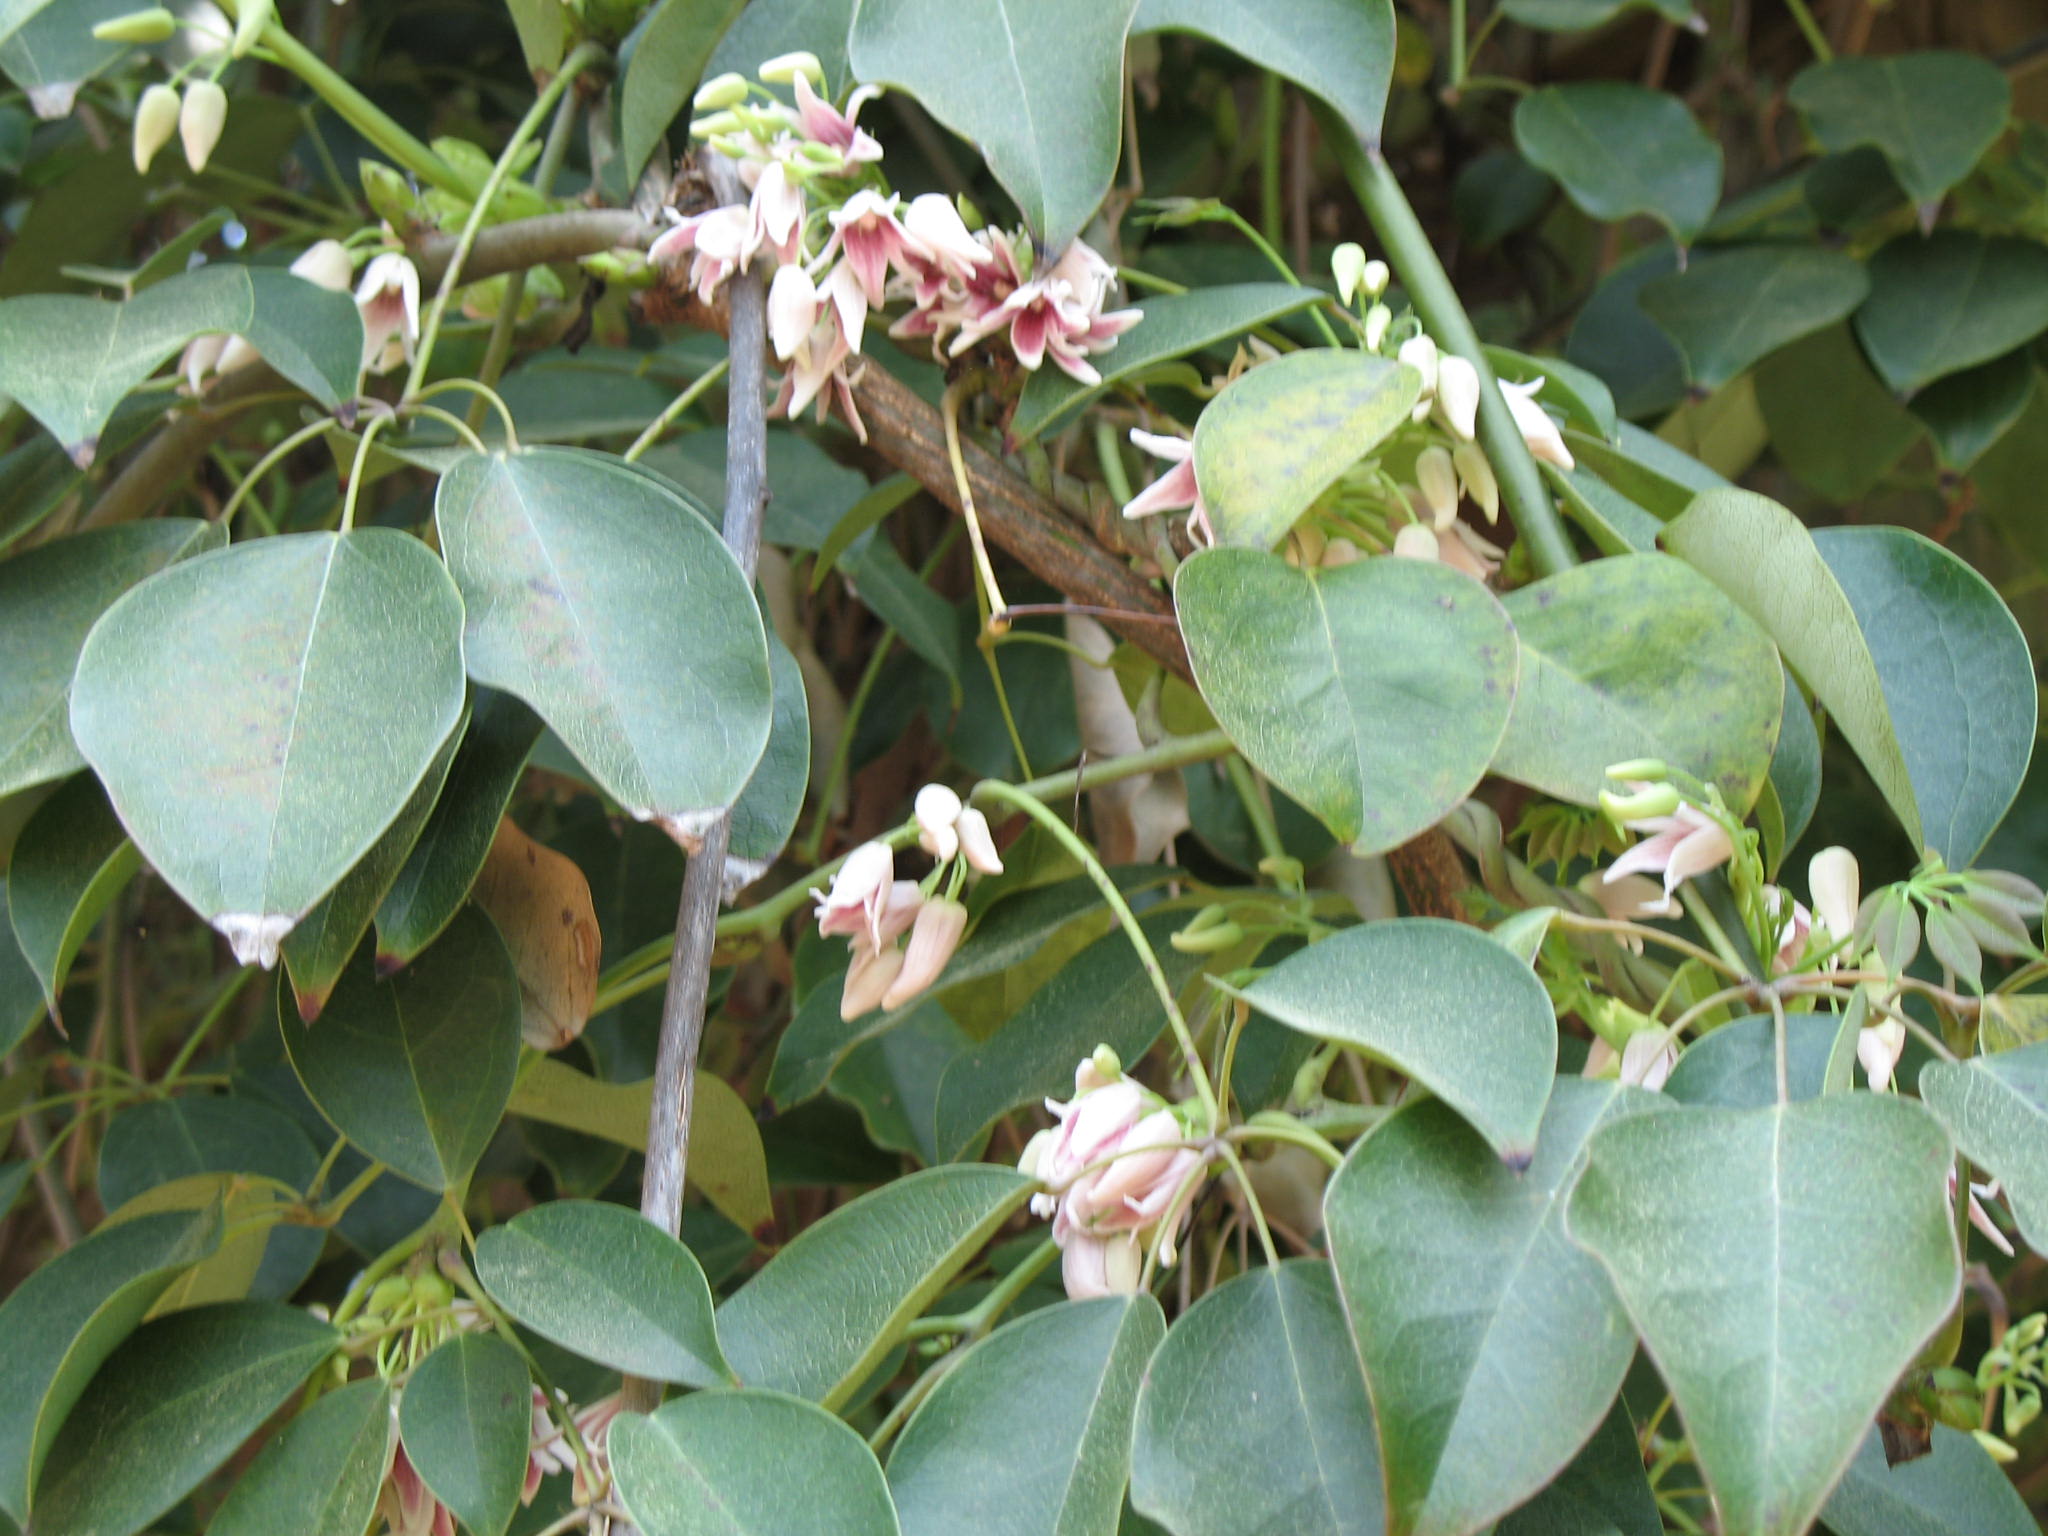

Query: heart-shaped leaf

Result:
[891,1294,1164,1536]
[475,1198,730,1386]
[435,448,773,846]
[1638,245,1869,391]
[1494,552,1783,810]
[400,1333,532,1536]
[0,1204,221,1524]
[31,1301,340,1536]
[1908,349,2035,471]
[716,1163,1032,1408]
[1752,324,1920,502]
[1175,549,1517,853]
[1853,232,2048,396]
[1013,283,1327,442]
[848,0,1140,253]
[0,265,361,465]
[208,1377,391,1536]
[617,0,748,181]
[8,772,139,1011]
[1514,83,1722,245]
[1230,918,1557,1164]
[0,520,221,798]
[1821,1423,2041,1536]
[1191,349,1421,551]
[1131,1261,1382,1536]
[1325,1081,1663,1536]
[613,1390,900,1536]
[1566,1094,1961,1536]
[1788,52,2011,206]
[280,907,522,1192]
[1495,1399,1661,1536]
[70,528,466,968]
[1134,0,1394,148]
[1918,1043,2048,1258]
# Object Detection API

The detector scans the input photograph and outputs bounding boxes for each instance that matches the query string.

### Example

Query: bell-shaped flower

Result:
[1604,799,1733,905]
[1434,354,1480,440]
[881,896,968,1010]
[767,263,819,361]
[133,82,179,173]
[947,236,1138,385]
[812,839,894,945]
[179,79,227,173]
[840,940,906,1020]
[1453,441,1499,522]
[650,203,759,303]
[1808,846,1859,945]
[290,238,354,293]
[901,193,993,282]
[1397,333,1439,412]
[378,1437,456,1536]
[1858,1018,1907,1093]
[792,72,884,166]
[1502,377,1574,468]
[355,251,421,375]
[955,807,1004,875]
[749,159,806,266]
[1415,445,1458,530]
[1391,522,1439,562]
[822,189,918,306]
[1061,1229,1144,1300]
[914,782,962,861]
[1120,429,1212,545]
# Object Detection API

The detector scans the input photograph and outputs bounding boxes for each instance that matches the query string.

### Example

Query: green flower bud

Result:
[759,50,825,85]
[693,71,749,110]
[1090,1044,1123,1082]
[178,79,227,173]
[93,7,177,43]
[360,159,416,229]
[131,82,179,173]
[1603,757,1670,782]
[367,1275,413,1317]
[1170,919,1244,953]
[231,0,272,57]
[1600,783,1680,826]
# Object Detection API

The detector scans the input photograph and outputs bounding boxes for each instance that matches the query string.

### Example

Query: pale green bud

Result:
[132,82,179,173]
[688,110,742,139]
[693,71,749,110]
[1330,241,1366,305]
[231,0,272,57]
[178,79,227,172]
[93,7,177,43]
[360,159,415,228]
[1090,1044,1123,1082]
[1603,758,1670,782]
[1361,258,1390,298]
[1600,783,1681,825]
[1363,302,1391,351]
[758,50,825,85]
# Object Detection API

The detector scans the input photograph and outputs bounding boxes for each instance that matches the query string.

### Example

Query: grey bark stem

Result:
[624,156,766,1414]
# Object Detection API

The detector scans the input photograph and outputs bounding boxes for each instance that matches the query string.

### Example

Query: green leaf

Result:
[0,0,127,110]
[1663,490,1919,850]
[70,529,466,965]
[1788,52,2011,206]
[1133,0,1394,148]
[1514,83,1721,245]
[0,520,221,798]
[707,0,858,96]
[892,1294,1164,1536]
[1821,1423,2041,1536]
[282,702,467,1020]
[932,909,1202,1160]
[0,894,40,1059]
[400,1333,532,1536]
[847,0,1141,252]
[619,0,748,181]
[208,1378,391,1536]
[1493,553,1783,811]
[1130,1261,1381,1536]
[1192,349,1421,551]
[475,1199,730,1386]
[1753,324,1920,502]
[1565,244,1687,421]
[1232,918,1557,1164]
[613,1390,901,1536]
[504,0,567,72]
[1012,283,1326,442]
[1175,549,1517,854]
[1811,524,2035,868]
[1638,245,1869,391]
[1917,1043,2048,1257]
[7,772,138,1011]
[0,265,361,465]
[1566,420,1730,520]
[0,1205,220,1524]
[375,689,544,970]
[716,1163,1032,1409]
[1499,0,1692,31]
[1854,232,2048,397]
[32,1300,339,1536]
[1566,1095,1961,1536]
[505,1058,772,1232]
[280,907,522,1192]
[1326,1081,1661,1536]
[727,624,810,883]
[1495,1399,1660,1536]
[1908,350,2035,472]
[435,448,773,842]
[1663,1014,1835,1108]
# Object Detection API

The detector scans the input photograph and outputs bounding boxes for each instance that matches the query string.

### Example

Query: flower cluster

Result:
[522,1386,626,1510]
[651,56,1138,441]
[1018,1052,1207,1299]
[811,786,1003,1020]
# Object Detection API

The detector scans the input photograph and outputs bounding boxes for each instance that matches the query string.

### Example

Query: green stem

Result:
[412,378,520,449]
[1224,756,1286,868]
[406,43,607,396]
[338,415,391,533]
[160,968,258,1086]
[1331,135,1577,577]
[1229,1115,1343,1170]
[623,356,731,463]
[1784,0,1835,62]
[800,632,896,865]
[974,781,1221,1130]
[401,402,489,453]
[255,18,469,196]
[1218,208,1340,348]
[1448,0,1468,93]
[1214,1140,1281,1266]
[1258,74,1285,249]
[314,1158,388,1225]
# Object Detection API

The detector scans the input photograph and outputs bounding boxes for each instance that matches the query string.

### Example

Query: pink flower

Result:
[650,204,753,303]
[945,237,1139,384]
[1604,800,1733,905]
[1766,886,1812,974]
[749,160,806,266]
[792,73,884,167]
[1121,429,1212,546]
[379,1439,455,1536]
[881,896,968,1010]
[355,252,420,375]
[914,783,963,861]
[1062,1231,1144,1300]
[901,194,993,281]
[822,190,918,306]
[955,808,1004,874]
[812,840,894,945]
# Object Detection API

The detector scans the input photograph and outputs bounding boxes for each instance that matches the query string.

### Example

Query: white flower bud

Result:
[1361,259,1390,298]
[693,72,749,111]
[1453,441,1499,522]
[1415,445,1459,531]
[766,263,819,362]
[179,79,227,173]
[289,238,353,294]
[1502,378,1574,468]
[1808,846,1860,945]
[881,897,968,1010]
[954,807,1003,875]
[759,50,825,85]
[133,83,179,174]
[1391,524,1439,562]
[1330,242,1366,305]
[912,783,963,862]
[840,943,905,1021]
[1362,302,1391,352]
[1434,355,1480,441]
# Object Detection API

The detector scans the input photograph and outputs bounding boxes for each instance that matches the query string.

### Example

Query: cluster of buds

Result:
[1018,1049,1207,1299]
[811,785,1003,1020]
[651,54,1138,441]
[130,79,227,174]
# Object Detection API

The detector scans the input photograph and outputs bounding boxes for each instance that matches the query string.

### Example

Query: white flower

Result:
[1434,354,1480,440]
[1415,445,1459,531]
[955,808,1004,875]
[289,239,353,293]
[355,252,420,375]
[1808,846,1860,945]
[1501,377,1574,468]
[812,840,894,945]
[914,783,962,861]
[767,263,819,362]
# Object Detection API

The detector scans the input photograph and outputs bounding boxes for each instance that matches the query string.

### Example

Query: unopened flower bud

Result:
[1808,846,1860,943]
[1434,355,1480,440]
[231,0,272,57]
[1502,377,1574,468]
[759,49,825,85]
[1170,918,1243,953]
[1090,1043,1122,1082]
[1604,758,1670,782]
[766,263,818,362]
[132,82,179,173]
[1453,442,1498,522]
[693,72,748,110]
[179,79,227,172]
[1415,445,1458,530]
[1391,523,1439,562]
[954,807,1003,875]
[360,159,415,228]
[289,238,353,293]
[1322,536,1363,568]
[1330,242,1366,305]
[1600,783,1681,825]
[1363,302,1391,351]
[841,942,905,1020]
[913,782,963,862]
[94,7,177,43]
[688,110,743,138]
[1361,259,1390,298]
[1397,334,1439,398]
[882,897,968,1010]
[367,1275,413,1316]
